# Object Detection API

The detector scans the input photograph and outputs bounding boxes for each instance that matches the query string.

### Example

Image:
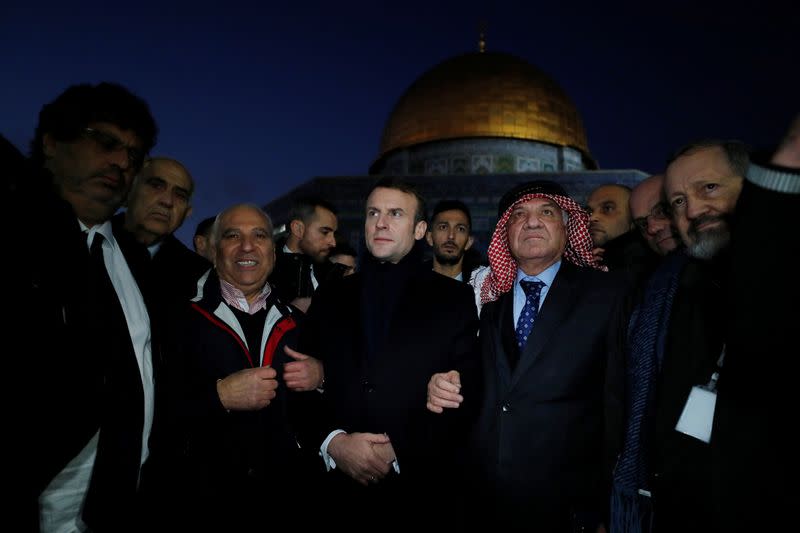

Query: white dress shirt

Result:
[39,220,154,532]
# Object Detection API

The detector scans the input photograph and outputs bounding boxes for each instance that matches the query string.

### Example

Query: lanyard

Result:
[704,344,726,392]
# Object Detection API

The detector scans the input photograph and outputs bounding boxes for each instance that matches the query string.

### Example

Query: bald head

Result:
[124,157,194,245]
[586,184,633,247]
[212,204,275,302]
[630,175,679,256]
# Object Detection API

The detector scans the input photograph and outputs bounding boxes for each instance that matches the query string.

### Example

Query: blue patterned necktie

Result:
[515,279,545,349]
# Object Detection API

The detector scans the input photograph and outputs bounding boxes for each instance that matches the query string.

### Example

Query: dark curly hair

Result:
[30,82,158,169]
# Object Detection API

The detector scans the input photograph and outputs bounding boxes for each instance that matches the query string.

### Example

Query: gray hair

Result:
[667,139,750,177]
[210,203,274,248]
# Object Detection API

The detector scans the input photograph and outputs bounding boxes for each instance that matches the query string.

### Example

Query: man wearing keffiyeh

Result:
[428,180,628,531]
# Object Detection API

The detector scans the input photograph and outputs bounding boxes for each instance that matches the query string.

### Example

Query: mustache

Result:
[93,168,124,184]
[688,214,728,236]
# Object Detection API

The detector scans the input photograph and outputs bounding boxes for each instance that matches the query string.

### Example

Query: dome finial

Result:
[478,20,486,53]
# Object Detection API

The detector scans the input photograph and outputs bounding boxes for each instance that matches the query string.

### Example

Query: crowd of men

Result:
[3,81,797,532]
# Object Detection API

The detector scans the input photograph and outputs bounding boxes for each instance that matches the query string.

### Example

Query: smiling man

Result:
[665,143,745,260]
[291,176,479,525]
[163,203,317,529]
[611,140,749,533]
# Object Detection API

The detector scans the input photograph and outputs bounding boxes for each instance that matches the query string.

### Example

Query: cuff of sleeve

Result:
[320,429,347,471]
[747,162,800,193]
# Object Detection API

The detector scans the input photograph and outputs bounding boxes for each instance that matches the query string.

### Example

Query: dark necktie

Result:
[83,231,144,528]
[89,233,114,296]
[90,232,106,266]
[515,279,545,349]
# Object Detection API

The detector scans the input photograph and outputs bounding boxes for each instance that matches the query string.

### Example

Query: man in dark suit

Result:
[6,82,158,531]
[290,177,480,524]
[428,180,626,531]
[111,157,211,520]
[115,156,210,316]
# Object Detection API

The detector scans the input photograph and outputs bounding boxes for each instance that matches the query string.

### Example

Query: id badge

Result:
[675,386,717,443]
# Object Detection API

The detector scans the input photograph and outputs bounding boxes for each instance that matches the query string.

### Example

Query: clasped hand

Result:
[328,432,397,486]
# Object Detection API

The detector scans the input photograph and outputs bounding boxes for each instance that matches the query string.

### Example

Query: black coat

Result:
[269,248,340,303]
[712,176,798,531]
[8,166,147,531]
[469,262,627,530]
[297,257,480,518]
[161,271,322,528]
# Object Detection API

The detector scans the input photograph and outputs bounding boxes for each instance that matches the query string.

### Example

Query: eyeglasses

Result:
[81,127,145,169]
[633,202,670,231]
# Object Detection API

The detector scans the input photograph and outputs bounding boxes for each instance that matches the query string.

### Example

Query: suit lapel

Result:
[510,263,579,389]
[489,293,513,389]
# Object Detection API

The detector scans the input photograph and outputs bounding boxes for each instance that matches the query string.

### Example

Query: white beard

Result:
[687,226,730,260]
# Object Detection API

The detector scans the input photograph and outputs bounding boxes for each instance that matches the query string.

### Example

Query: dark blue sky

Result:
[2,1,797,246]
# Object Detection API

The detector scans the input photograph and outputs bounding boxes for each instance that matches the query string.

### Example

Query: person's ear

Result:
[414,220,427,240]
[42,133,58,159]
[425,231,433,246]
[290,219,305,239]
[465,235,474,250]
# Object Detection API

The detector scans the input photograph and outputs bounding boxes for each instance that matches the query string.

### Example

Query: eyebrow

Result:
[146,175,192,196]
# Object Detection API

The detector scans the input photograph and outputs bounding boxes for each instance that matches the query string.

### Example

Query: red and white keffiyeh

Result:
[479,193,605,304]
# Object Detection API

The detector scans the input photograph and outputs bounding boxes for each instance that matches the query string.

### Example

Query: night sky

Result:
[2,0,797,246]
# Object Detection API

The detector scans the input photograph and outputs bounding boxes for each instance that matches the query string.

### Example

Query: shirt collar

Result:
[147,241,162,258]
[82,219,114,249]
[515,259,561,290]
[219,277,272,314]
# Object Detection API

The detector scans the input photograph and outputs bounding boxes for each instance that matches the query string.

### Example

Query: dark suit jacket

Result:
[270,248,338,304]
[111,214,210,322]
[712,175,798,531]
[297,263,480,518]
[469,261,627,529]
[8,168,146,531]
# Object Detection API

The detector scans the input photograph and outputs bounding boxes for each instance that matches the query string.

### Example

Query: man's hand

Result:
[328,432,393,486]
[426,370,463,414]
[283,346,324,391]
[591,246,605,263]
[373,439,397,465]
[772,114,800,168]
[216,366,278,411]
[290,296,312,314]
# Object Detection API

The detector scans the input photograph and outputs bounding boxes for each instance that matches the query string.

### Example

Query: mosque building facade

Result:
[265,45,646,254]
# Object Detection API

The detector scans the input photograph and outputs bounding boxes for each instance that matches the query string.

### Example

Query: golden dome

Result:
[376,51,590,162]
